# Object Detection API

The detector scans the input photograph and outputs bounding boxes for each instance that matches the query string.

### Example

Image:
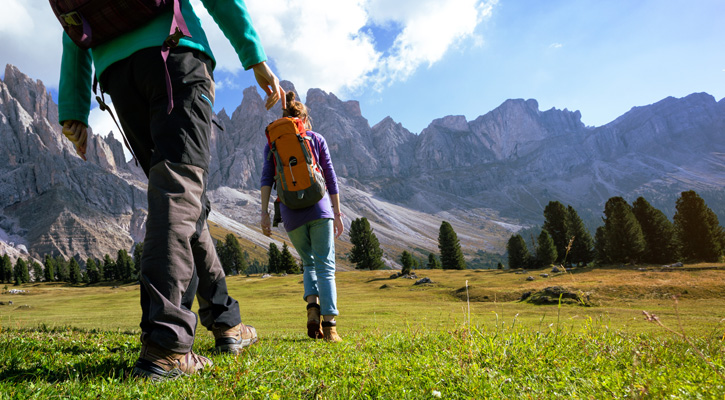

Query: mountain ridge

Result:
[1,64,723,267]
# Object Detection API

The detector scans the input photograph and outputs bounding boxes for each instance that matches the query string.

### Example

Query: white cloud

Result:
[196,0,496,97]
[0,0,65,89]
[549,43,564,49]
[4,0,494,102]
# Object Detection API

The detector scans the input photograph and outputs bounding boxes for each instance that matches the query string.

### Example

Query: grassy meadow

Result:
[1,265,724,398]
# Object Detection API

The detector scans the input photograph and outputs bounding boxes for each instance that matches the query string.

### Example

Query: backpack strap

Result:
[92,77,139,167]
[161,0,192,114]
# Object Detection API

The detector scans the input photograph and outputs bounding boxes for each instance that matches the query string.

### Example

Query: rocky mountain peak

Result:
[3,64,58,125]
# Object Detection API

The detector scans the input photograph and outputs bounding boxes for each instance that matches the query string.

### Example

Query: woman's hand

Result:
[62,120,88,161]
[261,211,272,236]
[334,213,344,238]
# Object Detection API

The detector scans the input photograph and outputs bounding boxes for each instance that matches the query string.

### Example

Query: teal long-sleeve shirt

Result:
[58,0,267,126]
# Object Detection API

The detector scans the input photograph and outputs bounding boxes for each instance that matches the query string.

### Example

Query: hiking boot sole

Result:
[214,336,258,355]
[307,321,324,339]
[131,359,186,382]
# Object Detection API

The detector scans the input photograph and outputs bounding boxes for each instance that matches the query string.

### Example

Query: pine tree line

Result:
[507,190,725,269]
[1,244,142,286]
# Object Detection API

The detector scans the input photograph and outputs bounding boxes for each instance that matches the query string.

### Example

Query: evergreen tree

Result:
[103,254,116,281]
[566,206,594,266]
[2,254,13,283]
[349,217,385,270]
[497,262,504,270]
[133,242,144,277]
[400,251,414,275]
[31,261,43,282]
[542,201,570,263]
[674,190,725,262]
[95,258,104,282]
[86,258,100,284]
[594,226,608,264]
[426,253,442,269]
[632,197,680,264]
[602,197,645,264]
[280,243,299,274]
[55,256,70,282]
[14,258,29,285]
[268,243,282,274]
[43,254,55,282]
[506,234,530,269]
[116,249,134,281]
[215,239,231,275]
[438,221,466,270]
[225,234,248,275]
[69,257,82,284]
[535,230,558,267]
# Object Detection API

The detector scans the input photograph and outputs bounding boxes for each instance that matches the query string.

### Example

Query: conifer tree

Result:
[674,190,724,262]
[86,258,100,284]
[427,253,442,269]
[103,254,115,281]
[133,242,144,277]
[14,258,30,284]
[507,234,530,269]
[43,254,55,282]
[280,243,299,274]
[400,251,414,275]
[632,197,680,264]
[438,221,466,270]
[349,217,385,270]
[2,254,13,283]
[543,201,570,263]
[566,206,594,265]
[69,257,82,284]
[602,197,645,264]
[215,240,231,275]
[225,234,247,275]
[535,230,558,267]
[594,226,608,264]
[116,249,134,281]
[31,261,43,282]
[56,256,70,282]
[268,243,282,274]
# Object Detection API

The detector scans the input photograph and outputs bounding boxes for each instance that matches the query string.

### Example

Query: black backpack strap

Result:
[92,76,139,166]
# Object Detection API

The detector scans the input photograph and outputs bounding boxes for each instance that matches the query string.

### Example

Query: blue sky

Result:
[2,0,724,136]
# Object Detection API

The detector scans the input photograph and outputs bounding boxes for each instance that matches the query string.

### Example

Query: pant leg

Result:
[101,47,240,352]
[308,219,338,316]
[287,223,318,300]
[195,221,241,329]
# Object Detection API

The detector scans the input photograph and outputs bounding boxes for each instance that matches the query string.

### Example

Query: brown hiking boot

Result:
[132,343,212,381]
[212,323,258,354]
[321,320,342,343]
[307,303,324,339]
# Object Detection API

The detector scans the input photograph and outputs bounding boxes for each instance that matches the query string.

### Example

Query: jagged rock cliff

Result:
[0,65,146,261]
[1,64,724,263]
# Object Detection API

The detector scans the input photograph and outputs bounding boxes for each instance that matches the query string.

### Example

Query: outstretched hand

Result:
[252,61,286,110]
[62,120,88,161]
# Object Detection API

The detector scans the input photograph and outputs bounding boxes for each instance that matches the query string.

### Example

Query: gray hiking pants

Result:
[100,47,241,353]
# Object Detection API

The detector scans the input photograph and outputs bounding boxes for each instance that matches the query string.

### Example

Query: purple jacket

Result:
[261,130,339,232]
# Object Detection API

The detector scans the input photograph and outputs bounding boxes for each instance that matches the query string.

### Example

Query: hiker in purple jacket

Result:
[57,0,285,380]
[260,91,344,342]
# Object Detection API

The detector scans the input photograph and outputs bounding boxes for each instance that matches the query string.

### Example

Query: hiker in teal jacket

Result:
[58,0,284,381]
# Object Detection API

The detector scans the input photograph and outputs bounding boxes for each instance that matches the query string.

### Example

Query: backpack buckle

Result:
[164,27,186,48]
[60,11,83,27]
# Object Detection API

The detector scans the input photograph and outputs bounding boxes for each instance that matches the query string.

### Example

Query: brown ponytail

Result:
[282,91,312,129]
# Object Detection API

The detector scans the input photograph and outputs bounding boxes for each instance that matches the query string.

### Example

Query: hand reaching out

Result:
[251,61,286,110]
[62,120,88,161]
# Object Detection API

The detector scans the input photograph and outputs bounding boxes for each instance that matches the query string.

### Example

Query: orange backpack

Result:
[265,117,326,209]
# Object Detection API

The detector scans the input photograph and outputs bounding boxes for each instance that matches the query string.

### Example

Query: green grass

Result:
[1,268,725,398]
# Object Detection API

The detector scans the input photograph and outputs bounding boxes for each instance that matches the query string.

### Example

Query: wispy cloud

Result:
[196,0,497,97]
[549,43,564,49]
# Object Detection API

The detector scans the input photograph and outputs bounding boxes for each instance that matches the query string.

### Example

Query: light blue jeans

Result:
[287,218,338,316]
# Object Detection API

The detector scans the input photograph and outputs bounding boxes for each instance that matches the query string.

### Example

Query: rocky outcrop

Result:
[1,63,724,262]
[1,65,145,261]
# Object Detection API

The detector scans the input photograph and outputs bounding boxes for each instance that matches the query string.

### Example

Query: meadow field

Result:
[1,265,724,399]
